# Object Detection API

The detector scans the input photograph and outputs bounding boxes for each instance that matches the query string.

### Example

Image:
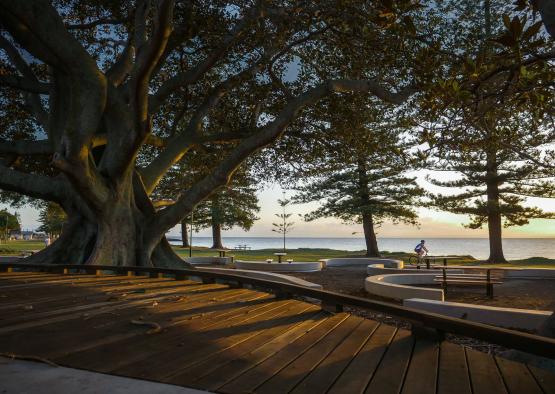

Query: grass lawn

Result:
[1,240,554,267]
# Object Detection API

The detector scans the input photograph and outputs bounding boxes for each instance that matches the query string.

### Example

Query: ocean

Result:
[166,237,555,260]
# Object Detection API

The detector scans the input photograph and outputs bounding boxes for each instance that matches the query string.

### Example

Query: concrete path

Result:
[0,357,212,394]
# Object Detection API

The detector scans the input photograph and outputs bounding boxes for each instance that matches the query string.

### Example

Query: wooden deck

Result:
[0,271,553,394]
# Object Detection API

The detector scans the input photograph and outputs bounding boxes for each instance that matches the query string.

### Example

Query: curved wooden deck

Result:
[0,271,553,394]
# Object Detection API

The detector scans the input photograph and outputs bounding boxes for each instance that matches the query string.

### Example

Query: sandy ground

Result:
[287,266,555,311]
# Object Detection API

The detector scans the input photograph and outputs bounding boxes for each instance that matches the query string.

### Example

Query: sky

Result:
[6,170,555,239]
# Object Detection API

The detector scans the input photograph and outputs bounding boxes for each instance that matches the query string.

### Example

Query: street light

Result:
[189,209,194,257]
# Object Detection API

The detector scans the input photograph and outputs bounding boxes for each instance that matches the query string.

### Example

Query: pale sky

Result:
[4,170,555,238]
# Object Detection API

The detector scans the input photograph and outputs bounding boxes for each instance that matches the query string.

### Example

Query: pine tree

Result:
[292,98,424,257]
[272,193,295,253]
[0,209,20,241]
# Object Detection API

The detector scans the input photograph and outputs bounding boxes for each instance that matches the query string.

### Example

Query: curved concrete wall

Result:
[504,268,555,279]
[365,274,444,301]
[195,266,322,289]
[235,260,322,272]
[323,258,403,269]
[182,256,231,265]
[403,298,552,331]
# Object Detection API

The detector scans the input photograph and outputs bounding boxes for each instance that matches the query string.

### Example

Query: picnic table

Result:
[215,249,227,257]
[233,244,251,250]
[436,266,505,298]
[273,252,287,263]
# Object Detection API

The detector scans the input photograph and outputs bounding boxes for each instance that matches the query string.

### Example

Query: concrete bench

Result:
[365,273,444,301]
[324,258,403,269]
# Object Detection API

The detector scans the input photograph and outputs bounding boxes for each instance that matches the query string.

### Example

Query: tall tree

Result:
[292,98,424,257]
[0,1,421,267]
[422,0,555,262]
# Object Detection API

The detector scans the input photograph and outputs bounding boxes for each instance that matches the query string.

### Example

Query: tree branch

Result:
[147,78,417,238]
[0,139,51,155]
[0,164,65,203]
[0,75,50,93]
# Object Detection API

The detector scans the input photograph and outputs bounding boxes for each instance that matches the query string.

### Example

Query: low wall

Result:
[323,258,403,269]
[182,256,231,265]
[235,260,322,272]
[366,264,463,276]
[0,256,22,263]
[504,268,555,279]
[195,266,322,289]
[403,298,552,331]
[365,274,444,301]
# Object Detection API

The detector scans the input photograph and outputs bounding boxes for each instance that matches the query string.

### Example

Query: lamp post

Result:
[189,209,194,257]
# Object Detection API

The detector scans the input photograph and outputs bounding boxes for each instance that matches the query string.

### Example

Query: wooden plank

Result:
[290,319,379,394]
[466,348,508,394]
[57,297,290,373]
[495,356,543,394]
[254,315,362,394]
[0,287,258,358]
[401,337,439,394]
[364,329,414,394]
[437,341,472,394]
[176,310,329,389]
[528,365,555,394]
[328,324,397,394]
[218,313,349,394]
[109,299,303,380]
[182,304,322,390]
[0,279,203,319]
[0,282,229,334]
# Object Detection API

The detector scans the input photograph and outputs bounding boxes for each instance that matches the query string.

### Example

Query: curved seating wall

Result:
[403,298,552,331]
[365,273,444,301]
[323,258,403,269]
[183,256,231,265]
[196,266,322,289]
[235,260,322,272]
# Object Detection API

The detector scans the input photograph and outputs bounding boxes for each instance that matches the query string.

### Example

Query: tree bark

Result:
[485,157,507,263]
[356,158,381,257]
[180,220,190,248]
[211,222,224,249]
[362,212,380,257]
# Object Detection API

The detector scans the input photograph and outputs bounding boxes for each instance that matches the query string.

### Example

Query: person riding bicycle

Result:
[414,240,428,260]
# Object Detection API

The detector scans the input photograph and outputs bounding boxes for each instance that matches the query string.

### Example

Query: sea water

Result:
[167,236,555,260]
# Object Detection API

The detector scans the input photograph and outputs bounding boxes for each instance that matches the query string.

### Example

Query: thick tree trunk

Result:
[356,158,380,257]
[362,212,380,257]
[180,220,190,248]
[211,222,224,249]
[486,168,507,263]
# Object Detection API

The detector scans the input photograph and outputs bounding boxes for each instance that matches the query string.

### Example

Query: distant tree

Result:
[37,202,66,239]
[193,179,260,249]
[0,209,20,241]
[272,194,295,252]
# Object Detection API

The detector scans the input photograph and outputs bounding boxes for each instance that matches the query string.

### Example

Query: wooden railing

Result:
[1,262,554,360]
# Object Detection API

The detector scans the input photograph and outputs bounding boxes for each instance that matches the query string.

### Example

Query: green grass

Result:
[0,240,44,254]
[1,240,554,268]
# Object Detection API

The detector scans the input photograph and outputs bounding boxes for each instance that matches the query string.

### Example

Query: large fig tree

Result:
[0,1,420,266]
